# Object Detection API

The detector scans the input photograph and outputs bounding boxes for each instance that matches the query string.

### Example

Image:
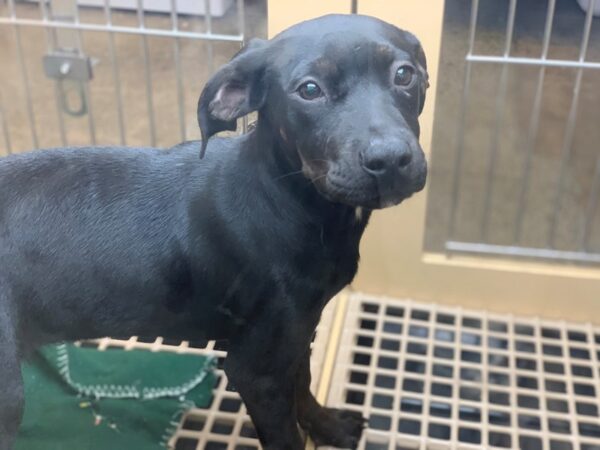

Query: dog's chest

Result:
[291,217,366,302]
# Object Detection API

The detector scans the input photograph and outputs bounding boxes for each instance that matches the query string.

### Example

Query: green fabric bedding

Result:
[16,344,216,450]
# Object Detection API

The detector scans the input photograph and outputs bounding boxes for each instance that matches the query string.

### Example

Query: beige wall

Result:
[267,1,600,322]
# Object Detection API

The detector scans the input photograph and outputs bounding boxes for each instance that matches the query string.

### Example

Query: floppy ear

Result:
[197,39,269,158]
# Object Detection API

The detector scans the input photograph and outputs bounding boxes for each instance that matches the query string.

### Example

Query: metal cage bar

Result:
[72,2,97,145]
[547,0,595,247]
[480,0,517,240]
[170,0,186,142]
[136,0,156,147]
[1,0,246,153]
[445,240,600,264]
[0,16,244,43]
[8,0,39,149]
[514,0,557,244]
[0,90,12,154]
[204,0,215,79]
[581,156,600,251]
[237,0,245,39]
[103,0,126,145]
[447,0,479,242]
[237,0,248,133]
[40,0,69,147]
[445,0,600,264]
[466,54,600,70]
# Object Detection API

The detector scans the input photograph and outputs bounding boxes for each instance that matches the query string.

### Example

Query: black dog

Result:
[0,14,428,450]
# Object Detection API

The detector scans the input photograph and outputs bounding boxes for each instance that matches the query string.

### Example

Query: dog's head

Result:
[198,14,429,209]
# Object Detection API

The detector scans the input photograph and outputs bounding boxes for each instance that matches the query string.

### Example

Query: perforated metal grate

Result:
[325,294,600,450]
[86,299,336,450]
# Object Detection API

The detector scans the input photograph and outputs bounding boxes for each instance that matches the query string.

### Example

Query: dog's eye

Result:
[394,65,415,87]
[298,81,322,100]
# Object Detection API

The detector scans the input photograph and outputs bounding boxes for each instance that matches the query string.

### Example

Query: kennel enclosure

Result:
[2,0,600,449]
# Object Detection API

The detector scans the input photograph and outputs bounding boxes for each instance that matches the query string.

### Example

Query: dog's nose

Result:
[360,144,413,177]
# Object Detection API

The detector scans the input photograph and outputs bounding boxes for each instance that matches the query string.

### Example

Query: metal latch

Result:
[43,52,93,82]
[43,51,94,117]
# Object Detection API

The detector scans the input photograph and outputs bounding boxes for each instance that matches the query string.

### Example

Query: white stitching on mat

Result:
[160,400,196,448]
[55,343,216,400]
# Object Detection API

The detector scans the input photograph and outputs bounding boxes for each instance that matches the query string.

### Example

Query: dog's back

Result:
[0,144,206,348]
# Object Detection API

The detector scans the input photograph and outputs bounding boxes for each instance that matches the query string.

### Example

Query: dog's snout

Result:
[398,151,413,168]
[360,141,413,177]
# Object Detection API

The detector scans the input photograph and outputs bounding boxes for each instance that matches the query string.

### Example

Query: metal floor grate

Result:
[325,294,600,450]
[87,299,336,450]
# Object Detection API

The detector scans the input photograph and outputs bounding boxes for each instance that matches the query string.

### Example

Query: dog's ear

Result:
[197,39,269,158]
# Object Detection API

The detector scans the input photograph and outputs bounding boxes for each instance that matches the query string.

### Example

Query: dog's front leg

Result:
[296,347,366,449]
[225,321,309,450]
[0,294,24,450]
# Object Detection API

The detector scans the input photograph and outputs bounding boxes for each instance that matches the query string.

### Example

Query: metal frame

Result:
[0,0,246,151]
[0,15,244,41]
[445,0,600,264]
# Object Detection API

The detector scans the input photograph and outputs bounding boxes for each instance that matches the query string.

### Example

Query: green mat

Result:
[16,343,216,450]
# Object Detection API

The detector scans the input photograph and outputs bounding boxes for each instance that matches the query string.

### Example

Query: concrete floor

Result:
[0,0,266,151]
[425,0,600,257]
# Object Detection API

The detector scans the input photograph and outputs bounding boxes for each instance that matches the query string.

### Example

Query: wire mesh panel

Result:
[0,0,261,154]
[325,293,600,450]
[425,0,600,265]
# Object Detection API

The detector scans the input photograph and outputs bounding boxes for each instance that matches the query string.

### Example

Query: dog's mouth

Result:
[297,145,427,209]
[315,171,427,209]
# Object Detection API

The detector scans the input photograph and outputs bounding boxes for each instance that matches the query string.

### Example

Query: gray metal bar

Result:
[103,0,126,145]
[170,0,186,141]
[237,0,246,133]
[447,0,479,241]
[466,54,600,70]
[239,40,248,134]
[39,0,58,48]
[445,241,600,265]
[480,0,517,240]
[0,17,244,43]
[8,0,39,149]
[466,0,479,55]
[205,0,214,76]
[0,90,12,154]
[72,1,96,145]
[83,81,97,145]
[576,0,595,63]
[39,0,54,53]
[53,82,68,146]
[204,0,213,34]
[581,157,600,251]
[237,0,245,38]
[540,0,556,58]
[513,0,556,243]
[547,0,595,247]
[502,0,517,56]
[137,0,156,146]
[40,0,68,146]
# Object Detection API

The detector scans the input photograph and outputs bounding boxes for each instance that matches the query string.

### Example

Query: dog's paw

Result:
[305,408,367,449]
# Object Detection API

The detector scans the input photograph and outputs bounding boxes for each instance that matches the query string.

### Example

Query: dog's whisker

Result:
[273,169,306,181]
